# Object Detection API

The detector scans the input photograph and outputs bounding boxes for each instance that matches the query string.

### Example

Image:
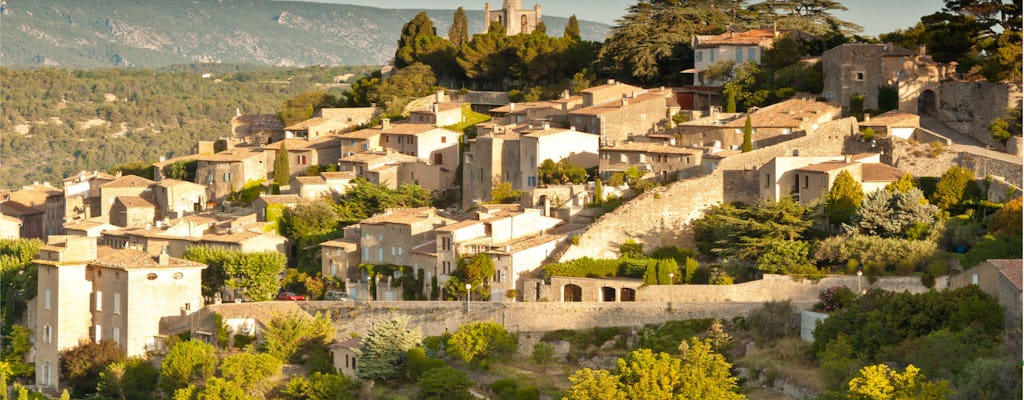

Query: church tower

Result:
[483,1,542,35]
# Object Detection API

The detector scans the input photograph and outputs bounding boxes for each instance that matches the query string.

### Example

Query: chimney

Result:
[919,45,926,56]
[436,89,445,103]
[158,246,169,265]
[381,118,391,130]
[607,79,616,85]
[432,103,439,114]
[509,102,516,112]
[621,98,629,107]
[863,114,871,122]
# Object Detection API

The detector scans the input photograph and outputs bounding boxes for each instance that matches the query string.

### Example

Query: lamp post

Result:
[465,283,472,313]
[669,273,674,285]
[857,269,863,295]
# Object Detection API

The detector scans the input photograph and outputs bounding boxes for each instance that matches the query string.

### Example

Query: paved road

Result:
[919,115,1022,164]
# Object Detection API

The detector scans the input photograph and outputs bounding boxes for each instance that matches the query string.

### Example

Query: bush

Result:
[814,235,938,273]
[59,340,125,397]
[418,366,474,400]
[635,319,713,355]
[747,301,798,344]
[961,234,1023,268]
[447,321,517,366]
[818,286,855,312]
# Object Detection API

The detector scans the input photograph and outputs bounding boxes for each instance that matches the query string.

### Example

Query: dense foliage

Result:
[357,317,423,382]
[261,311,335,367]
[446,321,518,366]
[159,340,219,396]
[181,247,286,301]
[692,197,813,260]
[58,340,124,397]
[0,239,42,340]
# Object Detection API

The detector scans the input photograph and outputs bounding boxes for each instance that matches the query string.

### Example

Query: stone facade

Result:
[194,147,272,201]
[821,43,957,113]
[569,85,678,145]
[949,259,1022,330]
[484,0,541,36]
[934,80,1023,150]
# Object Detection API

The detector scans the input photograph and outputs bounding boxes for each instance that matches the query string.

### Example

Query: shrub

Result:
[961,234,1023,268]
[818,286,855,312]
[861,127,876,141]
[747,301,798,344]
[531,342,555,367]
[928,140,946,157]
[814,235,938,273]
[418,367,474,400]
[447,321,518,366]
[59,340,125,397]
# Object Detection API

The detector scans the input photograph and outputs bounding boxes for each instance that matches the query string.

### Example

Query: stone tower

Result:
[483,0,542,36]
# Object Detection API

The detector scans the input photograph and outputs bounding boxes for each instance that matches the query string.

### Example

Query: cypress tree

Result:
[535,21,547,34]
[396,12,436,68]
[741,114,753,152]
[564,15,581,41]
[825,170,864,226]
[273,142,290,186]
[448,7,469,49]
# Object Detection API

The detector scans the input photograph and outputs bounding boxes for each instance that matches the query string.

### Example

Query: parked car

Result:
[276,291,305,301]
[324,290,351,301]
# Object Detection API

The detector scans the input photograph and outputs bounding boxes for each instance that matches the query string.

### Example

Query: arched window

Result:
[563,284,582,302]
[521,15,528,33]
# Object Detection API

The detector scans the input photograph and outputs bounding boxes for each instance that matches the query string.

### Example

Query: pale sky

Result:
[301,0,945,37]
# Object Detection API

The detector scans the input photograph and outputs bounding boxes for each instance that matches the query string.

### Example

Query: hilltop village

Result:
[1,1,1022,399]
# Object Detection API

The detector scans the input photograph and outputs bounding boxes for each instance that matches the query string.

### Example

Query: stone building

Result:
[4,183,66,237]
[337,150,452,193]
[677,98,841,150]
[949,259,1022,330]
[110,196,157,228]
[194,147,271,201]
[231,113,285,145]
[283,118,349,141]
[263,137,343,180]
[290,171,355,199]
[0,201,43,239]
[338,128,383,158]
[821,43,957,114]
[98,175,156,224]
[99,214,288,258]
[34,236,205,391]
[569,83,679,145]
[408,102,463,127]
[758,153,902,203]
[859,110,920,140]
[330,338,363,378]
[63,171,118,222]
[599,142,703,182]
[152,179,208,219]
[484,0,541,36]
[0,214,22,239]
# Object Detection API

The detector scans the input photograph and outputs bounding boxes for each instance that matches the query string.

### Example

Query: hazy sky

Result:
[304,0,944,36]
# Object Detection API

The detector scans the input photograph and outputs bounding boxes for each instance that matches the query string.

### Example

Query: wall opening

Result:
[620,288,636,301]
[563,284,582,302]
[918,89,937,116]
[600,287,616,302]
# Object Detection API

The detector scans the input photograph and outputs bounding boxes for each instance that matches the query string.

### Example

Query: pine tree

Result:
[357,317,423,381]
[535,21,547,34]
[931,166,977,213]
[825,170,864,226]
[273,142,290,186]
[564,15,581,41]
[741,114,753,153]
[448,7,469,49]
[396,12,437,68]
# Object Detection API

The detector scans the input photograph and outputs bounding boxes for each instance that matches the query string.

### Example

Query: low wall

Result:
[958,152,1024,187]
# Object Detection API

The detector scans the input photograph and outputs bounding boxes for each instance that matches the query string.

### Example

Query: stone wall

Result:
[558,118,866,261]
[936,81,1023,149]
[958,152,1024,188]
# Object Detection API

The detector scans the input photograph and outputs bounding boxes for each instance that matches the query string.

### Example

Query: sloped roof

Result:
[570,92,668,116]
[156,179,206,190]
[194,147,265,162]
[601,142,703,155]
[115,196,156,209]
[381,123,450,136]
[101,175,156,189]
[990,259,1023,291]
[695,29,775,47]
[861,163,903,182]
[361,207,440,225]
[285,117,333,131]
[93,246,205,270]
[255,195,304,205]
[339,128,382,140]
[795,161,853,173]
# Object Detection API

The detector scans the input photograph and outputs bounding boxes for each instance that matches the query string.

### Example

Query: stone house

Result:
[110,196,157,228]
[599,142,703,182]
[194,147,271,201]
[99,175,156,223]
[0,201,43,239]
[378,121,461,174]
[821,43,957,113]
[0,214,22,239]
[949,259,1022,330]
[338,128,383,158]
[290,171,355,199]
[34,236,205,391]
[487,98,581,126]
[100,215,287,258]
[462,124,599,207]
[252,194,304,222]
[358,208,453,269]
[63,220,116,238]
[859,110,920,140]
[330,338,363,378]
[677,99,841,150]
[5,183,66,237]
[316,106,381,128]
[433,204,562,300]
[408,102,463,127]
[231,113,285,145]
[153,179,208,219]
[759,153,902,203]
[569,84,679,145]
[338,150,452,193]
[63,171,118,222]
[283,117,348,141]
[264,137,344,179]
[484,0,541,36]
[320,225,362,283]
[687,29,776,86]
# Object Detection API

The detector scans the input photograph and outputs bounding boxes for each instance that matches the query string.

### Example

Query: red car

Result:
[276,291,305,301]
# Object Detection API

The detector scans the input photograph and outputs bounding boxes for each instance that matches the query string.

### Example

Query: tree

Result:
[159,340,218,395]
[273,142,290,186]
[847,364,952,400]
[741,114,753,152]
[448,7,469,49]
[930,166,977,213]
[182,247,285,301]
[989,106,1021,143]
[357,317,423,381]
[530,342,555,369]
[988,196,1022,235]
[417,366,474,400]
[885,173,918,193]
[853,188,938,238]
[564,15,581,41]
[219,352,282,396]
[539,158,588,185]
[279,90,341,126]
[755,238,819,276]
[262,311,335,364]
[192,377,247,400]
[616,349,684,399]
[564,369,625,400]
[96,357,160,400]
[490,181,523,204]
[675,338,744,400]
[372,63,439,115]
[59,340,124,397]
[446,321,517,366]
[282,372,358,400]
[825,170,864,225]
[692,197,813,260]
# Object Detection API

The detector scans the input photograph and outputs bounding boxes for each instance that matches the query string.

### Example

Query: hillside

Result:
[0,0,610,69]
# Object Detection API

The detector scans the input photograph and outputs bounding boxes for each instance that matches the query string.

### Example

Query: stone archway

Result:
[620,288,636,302]
[600,287,617,302]
[563,284,582,302]
[918,89,937,116]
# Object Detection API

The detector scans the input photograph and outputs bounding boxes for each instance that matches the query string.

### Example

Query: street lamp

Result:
[668,273,675,285]
[856,269,863,295]
[465,283,472,313]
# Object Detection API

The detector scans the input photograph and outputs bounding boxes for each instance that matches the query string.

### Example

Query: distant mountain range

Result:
[0,0,610,69]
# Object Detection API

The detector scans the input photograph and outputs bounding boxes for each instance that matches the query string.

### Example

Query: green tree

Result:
[564,368,625,400]
[854,188,938,238]
[564,15,581,41]
[446,321,517,366]
[675,338,744,400]
[273,141,290,186]
[282,372,358,400]
[357,317,423,381]
[1,325,34,380]
[279,90,340,126]
[741,114,753,152]
[418,366,474,400]
[182,247,285,301]
[692,197,813,260]
[59,340,124,397]
[531,342,555,369]
[219,352,282,396]
[988,196,1022,235]
[490,181,524,204]
[1,239,42,333]
[372,63,438,115]
[159,340,218,395]
[96,357,160,400]
[885,173,918,193]
[930,166,977,213]
[989,106,1022,143]
[539,158,588,185]
[280,198,341,240]
[262,311,335,364]
[192,377,248,400]
[847,364,952,400]
[825,170,864,225]
[819,335,861,391]
[755,238,819,276]
[448,7,470,50]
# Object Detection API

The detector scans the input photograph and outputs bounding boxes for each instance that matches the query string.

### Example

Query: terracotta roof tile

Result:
[796,161,853,173]
[93,246,206,270]
[990,259,1023,290]
[861,163,903,182]
[194,147,266,162]
[101,175,156,188]
[601,142,702,155]
[339,128,382,140]
[570,92,668,116]
[285,117,333,131]
[115,196,156,209]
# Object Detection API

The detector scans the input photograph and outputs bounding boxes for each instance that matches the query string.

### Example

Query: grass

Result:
[735,337,825,393]
[444,104,491,137]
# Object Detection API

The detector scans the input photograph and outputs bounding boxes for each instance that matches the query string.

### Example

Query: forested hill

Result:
[0,0,610,69]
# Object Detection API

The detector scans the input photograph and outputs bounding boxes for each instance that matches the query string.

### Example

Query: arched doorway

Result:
[620,288,636,302]
[601,287,617,302]
[563,284,582,302]
[918,90,937,116]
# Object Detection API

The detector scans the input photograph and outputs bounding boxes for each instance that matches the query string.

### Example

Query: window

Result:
[362,247,369,260]
[391,246,395,256]
[113,293,120,314]
[42,362,50,386]
[763,174,770,188]
[207,174,214,183]
[95,291,103,312]
[297,155,307,165]
[330,262,337,276]
[113,327,120,345]
[362,143,369,150]
[527,176,536,187]
[695,50,702,62]
[619,153,627,163]
[748,47,756,61]
[803,175,809,189]
[638,154,646,163]
[710,49,716,62]
[855,72,865,81]
[433,153,443,165]
[398,247,403,256]
[44,325,51,343]
[349,140,356,146]
[441,136,447,143]
[735,48,743,62]
[94,325,102,342]
[45,289,50,310]
[377,248,383,262]
[223,172,232,182]
[782,128,792,135]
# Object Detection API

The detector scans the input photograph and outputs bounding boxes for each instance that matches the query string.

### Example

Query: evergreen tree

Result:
[273,142,290,186]
[564,15,581,41]
[741,114,753,152]
[357,317,423,381]
[534,21,547,34]
[395,12,437,68]
[931,166,977,214]
[885,173,918,193]
[448,7,469,49]
[825,170,864,226]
